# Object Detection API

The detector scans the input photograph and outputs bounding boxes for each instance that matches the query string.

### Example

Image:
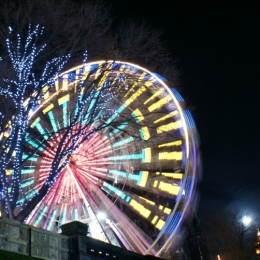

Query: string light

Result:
[0,25,69,217]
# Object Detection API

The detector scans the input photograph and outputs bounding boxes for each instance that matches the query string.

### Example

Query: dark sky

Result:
[109,1,260,224]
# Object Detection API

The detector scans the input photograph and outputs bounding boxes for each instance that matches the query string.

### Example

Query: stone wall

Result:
[0,218,69,259]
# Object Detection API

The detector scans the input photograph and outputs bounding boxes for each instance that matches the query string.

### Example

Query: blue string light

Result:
[0,25,69,216]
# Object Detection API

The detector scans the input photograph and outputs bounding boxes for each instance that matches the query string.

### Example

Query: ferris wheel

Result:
[17,61,200,257]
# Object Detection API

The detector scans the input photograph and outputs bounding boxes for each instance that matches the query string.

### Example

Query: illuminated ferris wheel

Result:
[17,61,200,257]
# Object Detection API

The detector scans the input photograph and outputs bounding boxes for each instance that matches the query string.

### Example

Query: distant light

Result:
[97,212,107,220]
[242,216,252,226]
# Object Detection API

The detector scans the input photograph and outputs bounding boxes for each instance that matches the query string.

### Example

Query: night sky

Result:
[109,1,260,224]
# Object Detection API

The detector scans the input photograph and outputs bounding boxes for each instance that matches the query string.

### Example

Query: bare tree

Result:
[0,0,177,83]
[0,25,69,218]
[114,19,178,82]
[204,209,257,260]
[0,0,112,65]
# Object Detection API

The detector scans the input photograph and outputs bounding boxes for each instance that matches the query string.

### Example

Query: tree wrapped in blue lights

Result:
[0,25,69,218]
